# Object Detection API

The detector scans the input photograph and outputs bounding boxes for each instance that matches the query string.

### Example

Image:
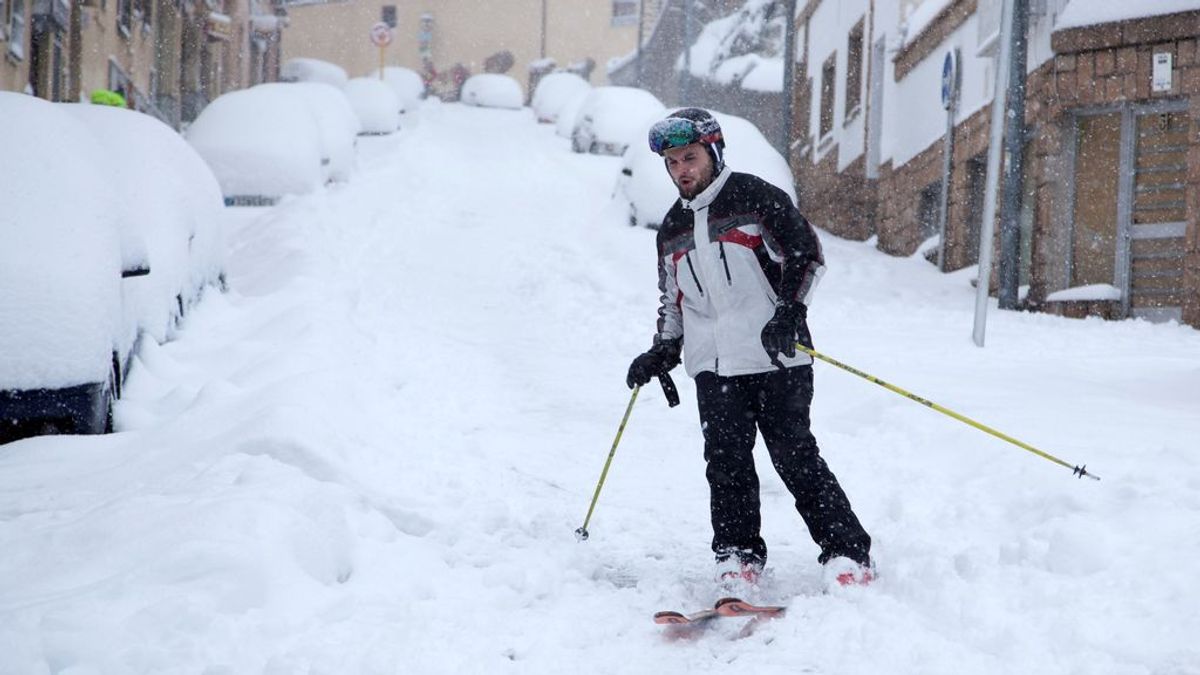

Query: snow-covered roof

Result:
[1057,0,1200,30]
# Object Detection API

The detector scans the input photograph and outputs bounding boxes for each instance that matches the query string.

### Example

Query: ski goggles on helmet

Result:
[648,117,722,155]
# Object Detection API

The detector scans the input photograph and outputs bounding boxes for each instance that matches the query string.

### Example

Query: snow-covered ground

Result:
[3,100,1200,674]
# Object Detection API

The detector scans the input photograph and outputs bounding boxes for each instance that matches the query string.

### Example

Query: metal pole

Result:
[781,0,798,154]
[972,0,1016,347]
[681,0,692,105]
[936,49,959,272]
[635,0,646,87]
[540,0,548,59]
[997,0,1029,310]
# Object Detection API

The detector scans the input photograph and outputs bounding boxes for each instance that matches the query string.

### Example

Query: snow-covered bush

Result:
[531,72,591,123]
[187,86,326,204]
[460,74,524,110]
[343,77,401,135]
[614,110,796,229]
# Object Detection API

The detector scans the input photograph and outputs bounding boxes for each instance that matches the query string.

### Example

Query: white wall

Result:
[804,0,871,169]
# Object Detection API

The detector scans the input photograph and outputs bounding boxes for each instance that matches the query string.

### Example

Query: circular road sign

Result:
[941,49,959,110]
[370,22,393,48]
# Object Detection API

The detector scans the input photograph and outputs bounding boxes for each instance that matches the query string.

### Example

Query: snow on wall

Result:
[1057,0,1200,30]
[881,0,1069,171]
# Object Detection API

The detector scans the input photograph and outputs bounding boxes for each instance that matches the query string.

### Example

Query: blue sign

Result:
[941,50,958,110]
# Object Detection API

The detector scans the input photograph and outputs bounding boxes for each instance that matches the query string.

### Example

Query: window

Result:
[7,6,25,60]
[612,0,638,26]
[845,19,864,119]
[381,5,396,28]
[139,0,151,30]
[819,53,835,139]
[116,0,132,36]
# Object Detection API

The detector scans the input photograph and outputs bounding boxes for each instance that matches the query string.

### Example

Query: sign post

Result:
[936,49,960,271]
[370,21,393,79]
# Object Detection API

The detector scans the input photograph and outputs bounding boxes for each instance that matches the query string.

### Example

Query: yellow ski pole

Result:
[576,385,641,541]
[796,344,1099,480]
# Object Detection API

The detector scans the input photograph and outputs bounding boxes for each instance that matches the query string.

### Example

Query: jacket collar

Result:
[681,167,731,211]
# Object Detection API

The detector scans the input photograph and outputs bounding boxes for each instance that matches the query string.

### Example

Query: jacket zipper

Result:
[685,252,705,297]
[718,241,732,285]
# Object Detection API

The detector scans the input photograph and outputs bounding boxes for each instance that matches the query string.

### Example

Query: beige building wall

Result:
[1,0,32,93]
[76,0,159,102]
[281,0,639,93]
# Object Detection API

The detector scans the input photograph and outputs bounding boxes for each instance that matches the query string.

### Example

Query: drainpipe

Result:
[997,0,1029,310]
[781,0,798,154]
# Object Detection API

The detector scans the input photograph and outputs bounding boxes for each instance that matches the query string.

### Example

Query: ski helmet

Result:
[648,108,725,173]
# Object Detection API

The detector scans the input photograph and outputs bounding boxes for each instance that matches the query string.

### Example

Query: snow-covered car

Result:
[268,81,361,183]
[62,103,227,344]
[569,86,664,155]
[614,110,796,229]
[554,88,590,139]
[531,72,591,123]
[368,66,426,113]
[187,86,326,205]
[460,73,524,110]
[281,57,349,89]
[0,93,149,441]
[344,77,401,135]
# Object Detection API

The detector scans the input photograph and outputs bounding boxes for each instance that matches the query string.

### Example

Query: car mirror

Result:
[122,263,151,278]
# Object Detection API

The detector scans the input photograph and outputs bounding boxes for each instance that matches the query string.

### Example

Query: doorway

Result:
[1068,101,1190,322]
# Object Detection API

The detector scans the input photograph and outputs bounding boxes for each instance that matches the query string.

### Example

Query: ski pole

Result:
[796,344,1099,481]
[575,384,641,542]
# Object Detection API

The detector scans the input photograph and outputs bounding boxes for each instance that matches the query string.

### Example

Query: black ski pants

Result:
[695,365,871,568]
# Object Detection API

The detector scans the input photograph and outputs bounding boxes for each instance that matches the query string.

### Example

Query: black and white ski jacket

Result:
[652,167,825,378]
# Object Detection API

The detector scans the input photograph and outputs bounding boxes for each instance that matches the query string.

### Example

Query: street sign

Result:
[370,21,393,48]
[941,49,959,110]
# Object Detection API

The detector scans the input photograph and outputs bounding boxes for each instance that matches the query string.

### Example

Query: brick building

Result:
[790,0,1200,328]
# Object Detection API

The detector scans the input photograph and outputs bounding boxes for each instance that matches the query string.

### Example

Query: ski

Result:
[653,597,786,639]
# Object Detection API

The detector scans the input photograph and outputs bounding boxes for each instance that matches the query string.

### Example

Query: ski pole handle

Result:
[658,373,680,407]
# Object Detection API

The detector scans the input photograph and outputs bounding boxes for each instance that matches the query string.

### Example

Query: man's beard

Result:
[676,172,713,199]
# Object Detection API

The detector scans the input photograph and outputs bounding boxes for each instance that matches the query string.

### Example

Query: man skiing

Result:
[626,108,874,589]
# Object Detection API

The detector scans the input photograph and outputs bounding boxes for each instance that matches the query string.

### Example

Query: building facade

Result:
[1,0,286,127]
[279,0,641,97]
[790,0,1200,328]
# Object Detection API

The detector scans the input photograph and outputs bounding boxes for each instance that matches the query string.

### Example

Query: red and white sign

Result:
[370,22,393,48]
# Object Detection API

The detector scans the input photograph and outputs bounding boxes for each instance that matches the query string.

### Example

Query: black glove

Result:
[626,338,681,389]
[761,302,807,365]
